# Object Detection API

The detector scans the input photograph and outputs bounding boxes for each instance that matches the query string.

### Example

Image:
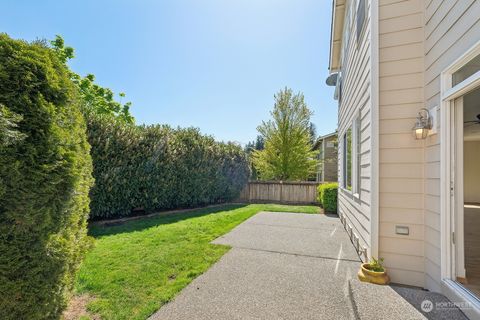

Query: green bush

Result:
[317,185,323,206]
[0,34,93,319]
[317,183,338,213]
[86,114,250,219]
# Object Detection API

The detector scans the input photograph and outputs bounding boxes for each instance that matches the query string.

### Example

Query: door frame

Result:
[453,97,466,281]
[440,39,480,318]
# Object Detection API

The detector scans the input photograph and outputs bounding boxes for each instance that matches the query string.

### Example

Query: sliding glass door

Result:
[453,87,480,300]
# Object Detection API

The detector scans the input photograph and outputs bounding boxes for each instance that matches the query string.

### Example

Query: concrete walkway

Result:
[150,212,468,320]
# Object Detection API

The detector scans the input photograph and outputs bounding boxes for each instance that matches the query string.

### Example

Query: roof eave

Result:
[319,132,338,140]
[329,0,346,73]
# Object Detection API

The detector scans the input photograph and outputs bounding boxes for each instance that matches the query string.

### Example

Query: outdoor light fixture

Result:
[412,108,432,140]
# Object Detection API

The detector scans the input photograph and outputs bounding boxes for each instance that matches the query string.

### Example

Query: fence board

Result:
[238,181,321,204]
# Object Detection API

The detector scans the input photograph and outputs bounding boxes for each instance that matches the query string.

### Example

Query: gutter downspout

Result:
[370,0,380,261]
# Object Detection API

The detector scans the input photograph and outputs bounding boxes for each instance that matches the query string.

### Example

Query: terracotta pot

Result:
[357,263,390,285]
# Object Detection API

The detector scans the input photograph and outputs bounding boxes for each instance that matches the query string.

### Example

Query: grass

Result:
[75,203,319,320]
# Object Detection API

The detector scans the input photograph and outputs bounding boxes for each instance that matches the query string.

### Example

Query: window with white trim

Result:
[452,53,480,86]
[342,115,361,194]
[354,114,361,195]
[343,126,352,190]
[356,0,366,44]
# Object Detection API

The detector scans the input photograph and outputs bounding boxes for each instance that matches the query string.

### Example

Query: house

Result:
[327,0,480,318]
[313,132,338,182]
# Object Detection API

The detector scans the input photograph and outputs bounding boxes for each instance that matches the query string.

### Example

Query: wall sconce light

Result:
[412,108,432,140]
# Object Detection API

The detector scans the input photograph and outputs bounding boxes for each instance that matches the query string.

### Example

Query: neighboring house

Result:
[313,132,338,182]
[328,0,480,318]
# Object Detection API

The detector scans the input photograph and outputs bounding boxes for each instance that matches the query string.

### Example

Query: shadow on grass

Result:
[88,203,248,238]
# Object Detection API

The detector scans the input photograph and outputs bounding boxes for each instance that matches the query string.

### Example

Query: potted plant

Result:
[357,257,390,285]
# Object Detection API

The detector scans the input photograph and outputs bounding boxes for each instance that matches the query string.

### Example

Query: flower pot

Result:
[357,263,390,285]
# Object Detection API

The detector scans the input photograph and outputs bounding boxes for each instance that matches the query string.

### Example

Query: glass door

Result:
[453,87,480,299]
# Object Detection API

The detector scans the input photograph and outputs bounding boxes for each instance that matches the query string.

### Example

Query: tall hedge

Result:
[87,114,250,219]
[0,34,93,319]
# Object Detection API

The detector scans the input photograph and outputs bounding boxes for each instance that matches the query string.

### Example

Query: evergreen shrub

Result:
[0,34,93,319]
[87,114,250,219]
[317,183,338,213]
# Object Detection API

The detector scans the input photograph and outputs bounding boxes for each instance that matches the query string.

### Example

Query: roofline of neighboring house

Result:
[313,131,338,150]
[329,0,346,73]
[318,132,337,140]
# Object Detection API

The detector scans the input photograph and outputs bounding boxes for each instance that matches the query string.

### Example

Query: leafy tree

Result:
[50,35,134,124]
[50,35,74,63]
[252,88,318,181]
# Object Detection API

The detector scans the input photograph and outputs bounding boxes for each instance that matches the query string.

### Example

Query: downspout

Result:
[370,0,380,260]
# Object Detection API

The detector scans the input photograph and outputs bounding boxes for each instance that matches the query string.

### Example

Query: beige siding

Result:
[324,135,338,182]
[337,0,372,260]
[333,0,480,293]
[378,0,425,287]
[423,0,480,292]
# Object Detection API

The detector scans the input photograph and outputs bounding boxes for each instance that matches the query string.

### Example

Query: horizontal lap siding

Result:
[423,0,480,292]
[378,0,425,287]
[338,0,372,260]
[324,136,338,182]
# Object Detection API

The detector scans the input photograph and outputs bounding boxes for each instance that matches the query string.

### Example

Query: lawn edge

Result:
[89,202,322,227]
[89,203,245,227]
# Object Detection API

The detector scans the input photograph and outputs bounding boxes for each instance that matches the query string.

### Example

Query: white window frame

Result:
[341,115,361,197]
[342,131,348,189]
[356,0,367,45]
[353,113,361,197]
[440,39,480,319]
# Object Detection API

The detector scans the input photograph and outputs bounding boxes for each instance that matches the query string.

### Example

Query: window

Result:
[343,127,352,190]
[354,115,361,194]
[452,53,480,86]
[356,0,366,43]
[342,115,361,194]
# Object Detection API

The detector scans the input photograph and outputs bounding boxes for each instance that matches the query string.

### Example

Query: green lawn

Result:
[75,203,320,320]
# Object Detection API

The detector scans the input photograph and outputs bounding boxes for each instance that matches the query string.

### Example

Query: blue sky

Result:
[3,0,337,145]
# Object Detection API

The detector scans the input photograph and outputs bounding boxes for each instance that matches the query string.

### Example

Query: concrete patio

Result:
[150,212,468,320]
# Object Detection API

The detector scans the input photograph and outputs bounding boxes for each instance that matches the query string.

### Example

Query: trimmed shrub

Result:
[0,34,93,319]
[317,185,323,207]
[86,114,250,219]
[317,183,338,213]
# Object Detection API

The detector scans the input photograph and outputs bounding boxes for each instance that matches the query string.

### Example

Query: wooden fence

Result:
[237,181,321,204]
